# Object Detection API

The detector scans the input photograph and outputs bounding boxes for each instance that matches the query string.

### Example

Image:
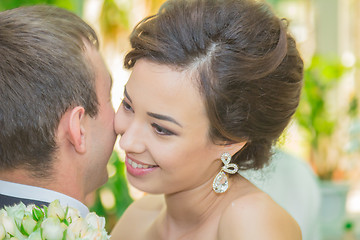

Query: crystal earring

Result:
[212,152,239,193]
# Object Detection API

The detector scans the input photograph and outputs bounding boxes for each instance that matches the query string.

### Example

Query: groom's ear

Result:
[66,106,87,154]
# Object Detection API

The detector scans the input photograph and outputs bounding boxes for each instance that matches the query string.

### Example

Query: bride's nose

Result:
[115,113,146,153]
[119,120,147,153]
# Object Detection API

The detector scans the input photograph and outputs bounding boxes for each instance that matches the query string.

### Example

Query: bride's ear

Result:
[67,106,87,154]
[222,141,247,157]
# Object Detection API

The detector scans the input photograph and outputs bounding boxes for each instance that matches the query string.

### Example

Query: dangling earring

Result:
[212,152,239,193]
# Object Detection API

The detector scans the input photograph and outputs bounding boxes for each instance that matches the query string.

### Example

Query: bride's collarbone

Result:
[146,206,224,240]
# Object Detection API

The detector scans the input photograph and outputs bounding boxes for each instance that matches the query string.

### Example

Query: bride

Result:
[111,0,304,239]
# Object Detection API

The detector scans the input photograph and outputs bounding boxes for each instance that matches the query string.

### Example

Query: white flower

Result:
[0,209,7,216]
[41,217,67,240]
[66,207,81,223]
[48,200,65,220]
[66,213,110,240]
[0,224,5,239]
[86,213,105,230]
[84,213,110,240]
[83,228,109,240]
[67,217,88,238]
[27,229,42,240]
[0,200,110,240]
[0,214,15,236]
[25,204,36,214]
[21,215,37,235]
[4,203,25,224]
[65,229,76,240]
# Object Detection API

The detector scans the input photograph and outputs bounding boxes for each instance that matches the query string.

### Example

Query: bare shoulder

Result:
[218,192,302,240]
[111,194,164,239]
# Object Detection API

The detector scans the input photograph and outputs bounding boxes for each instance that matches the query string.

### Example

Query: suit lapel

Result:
[0,193,49,209]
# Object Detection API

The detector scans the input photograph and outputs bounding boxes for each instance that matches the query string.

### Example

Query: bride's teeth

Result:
[128,158,152,169]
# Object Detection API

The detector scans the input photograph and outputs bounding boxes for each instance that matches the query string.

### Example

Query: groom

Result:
[0,5,116,217]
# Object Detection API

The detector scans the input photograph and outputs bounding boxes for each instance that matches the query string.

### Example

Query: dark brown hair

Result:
[0,5,99,176]
[124,0,303,170]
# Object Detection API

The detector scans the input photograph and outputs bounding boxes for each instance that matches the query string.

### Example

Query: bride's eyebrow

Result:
[147,112,183,128]
[123,86,132,103]
[124,86,182,127]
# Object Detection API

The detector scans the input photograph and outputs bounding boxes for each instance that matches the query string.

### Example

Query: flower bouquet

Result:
[0,200,110,240]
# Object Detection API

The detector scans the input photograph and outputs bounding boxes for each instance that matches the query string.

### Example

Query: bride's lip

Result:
[125,154,158,176]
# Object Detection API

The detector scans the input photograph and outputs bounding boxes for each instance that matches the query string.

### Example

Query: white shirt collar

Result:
[0,180,89,217]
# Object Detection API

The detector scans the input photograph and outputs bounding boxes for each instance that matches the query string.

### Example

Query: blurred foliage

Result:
[0,0,83,16]
[295,55,347,149]
[98,0,166,48]
[145,0,166,15]
[295,55,350,180]
[266,0,296,7]
[90,151,133,232]
[99,0,131,42]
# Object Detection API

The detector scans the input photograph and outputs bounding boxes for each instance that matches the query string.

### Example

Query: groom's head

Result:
[0,5,116,198]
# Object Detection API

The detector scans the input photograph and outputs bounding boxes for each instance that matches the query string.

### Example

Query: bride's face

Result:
[114,59,224,194]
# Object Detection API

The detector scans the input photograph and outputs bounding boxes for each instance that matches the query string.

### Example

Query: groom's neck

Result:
[0,167,87,204]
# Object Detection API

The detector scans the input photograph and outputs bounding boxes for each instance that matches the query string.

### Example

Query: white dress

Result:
[240,149,321,240]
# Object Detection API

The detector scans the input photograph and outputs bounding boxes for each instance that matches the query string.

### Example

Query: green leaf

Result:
[32,207,44,222]
[43,206,48,218]
[62,229,67,240]
[32,216,44,233]
[19,223,29,237]
[62,207,70,226]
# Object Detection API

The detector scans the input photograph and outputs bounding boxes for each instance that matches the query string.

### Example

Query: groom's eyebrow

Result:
[124,86,132,103]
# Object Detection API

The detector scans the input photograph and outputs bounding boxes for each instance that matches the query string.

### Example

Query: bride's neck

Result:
[152,175,253,239]
[163,175,236,227]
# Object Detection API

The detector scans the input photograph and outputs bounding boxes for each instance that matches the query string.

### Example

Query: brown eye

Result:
[121,100,133,112]
[151,123,175,136]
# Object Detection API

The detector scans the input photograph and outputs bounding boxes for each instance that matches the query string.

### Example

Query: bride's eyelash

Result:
[121,98,176,136]
[151,123,176,136]
[121,99,133,112]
